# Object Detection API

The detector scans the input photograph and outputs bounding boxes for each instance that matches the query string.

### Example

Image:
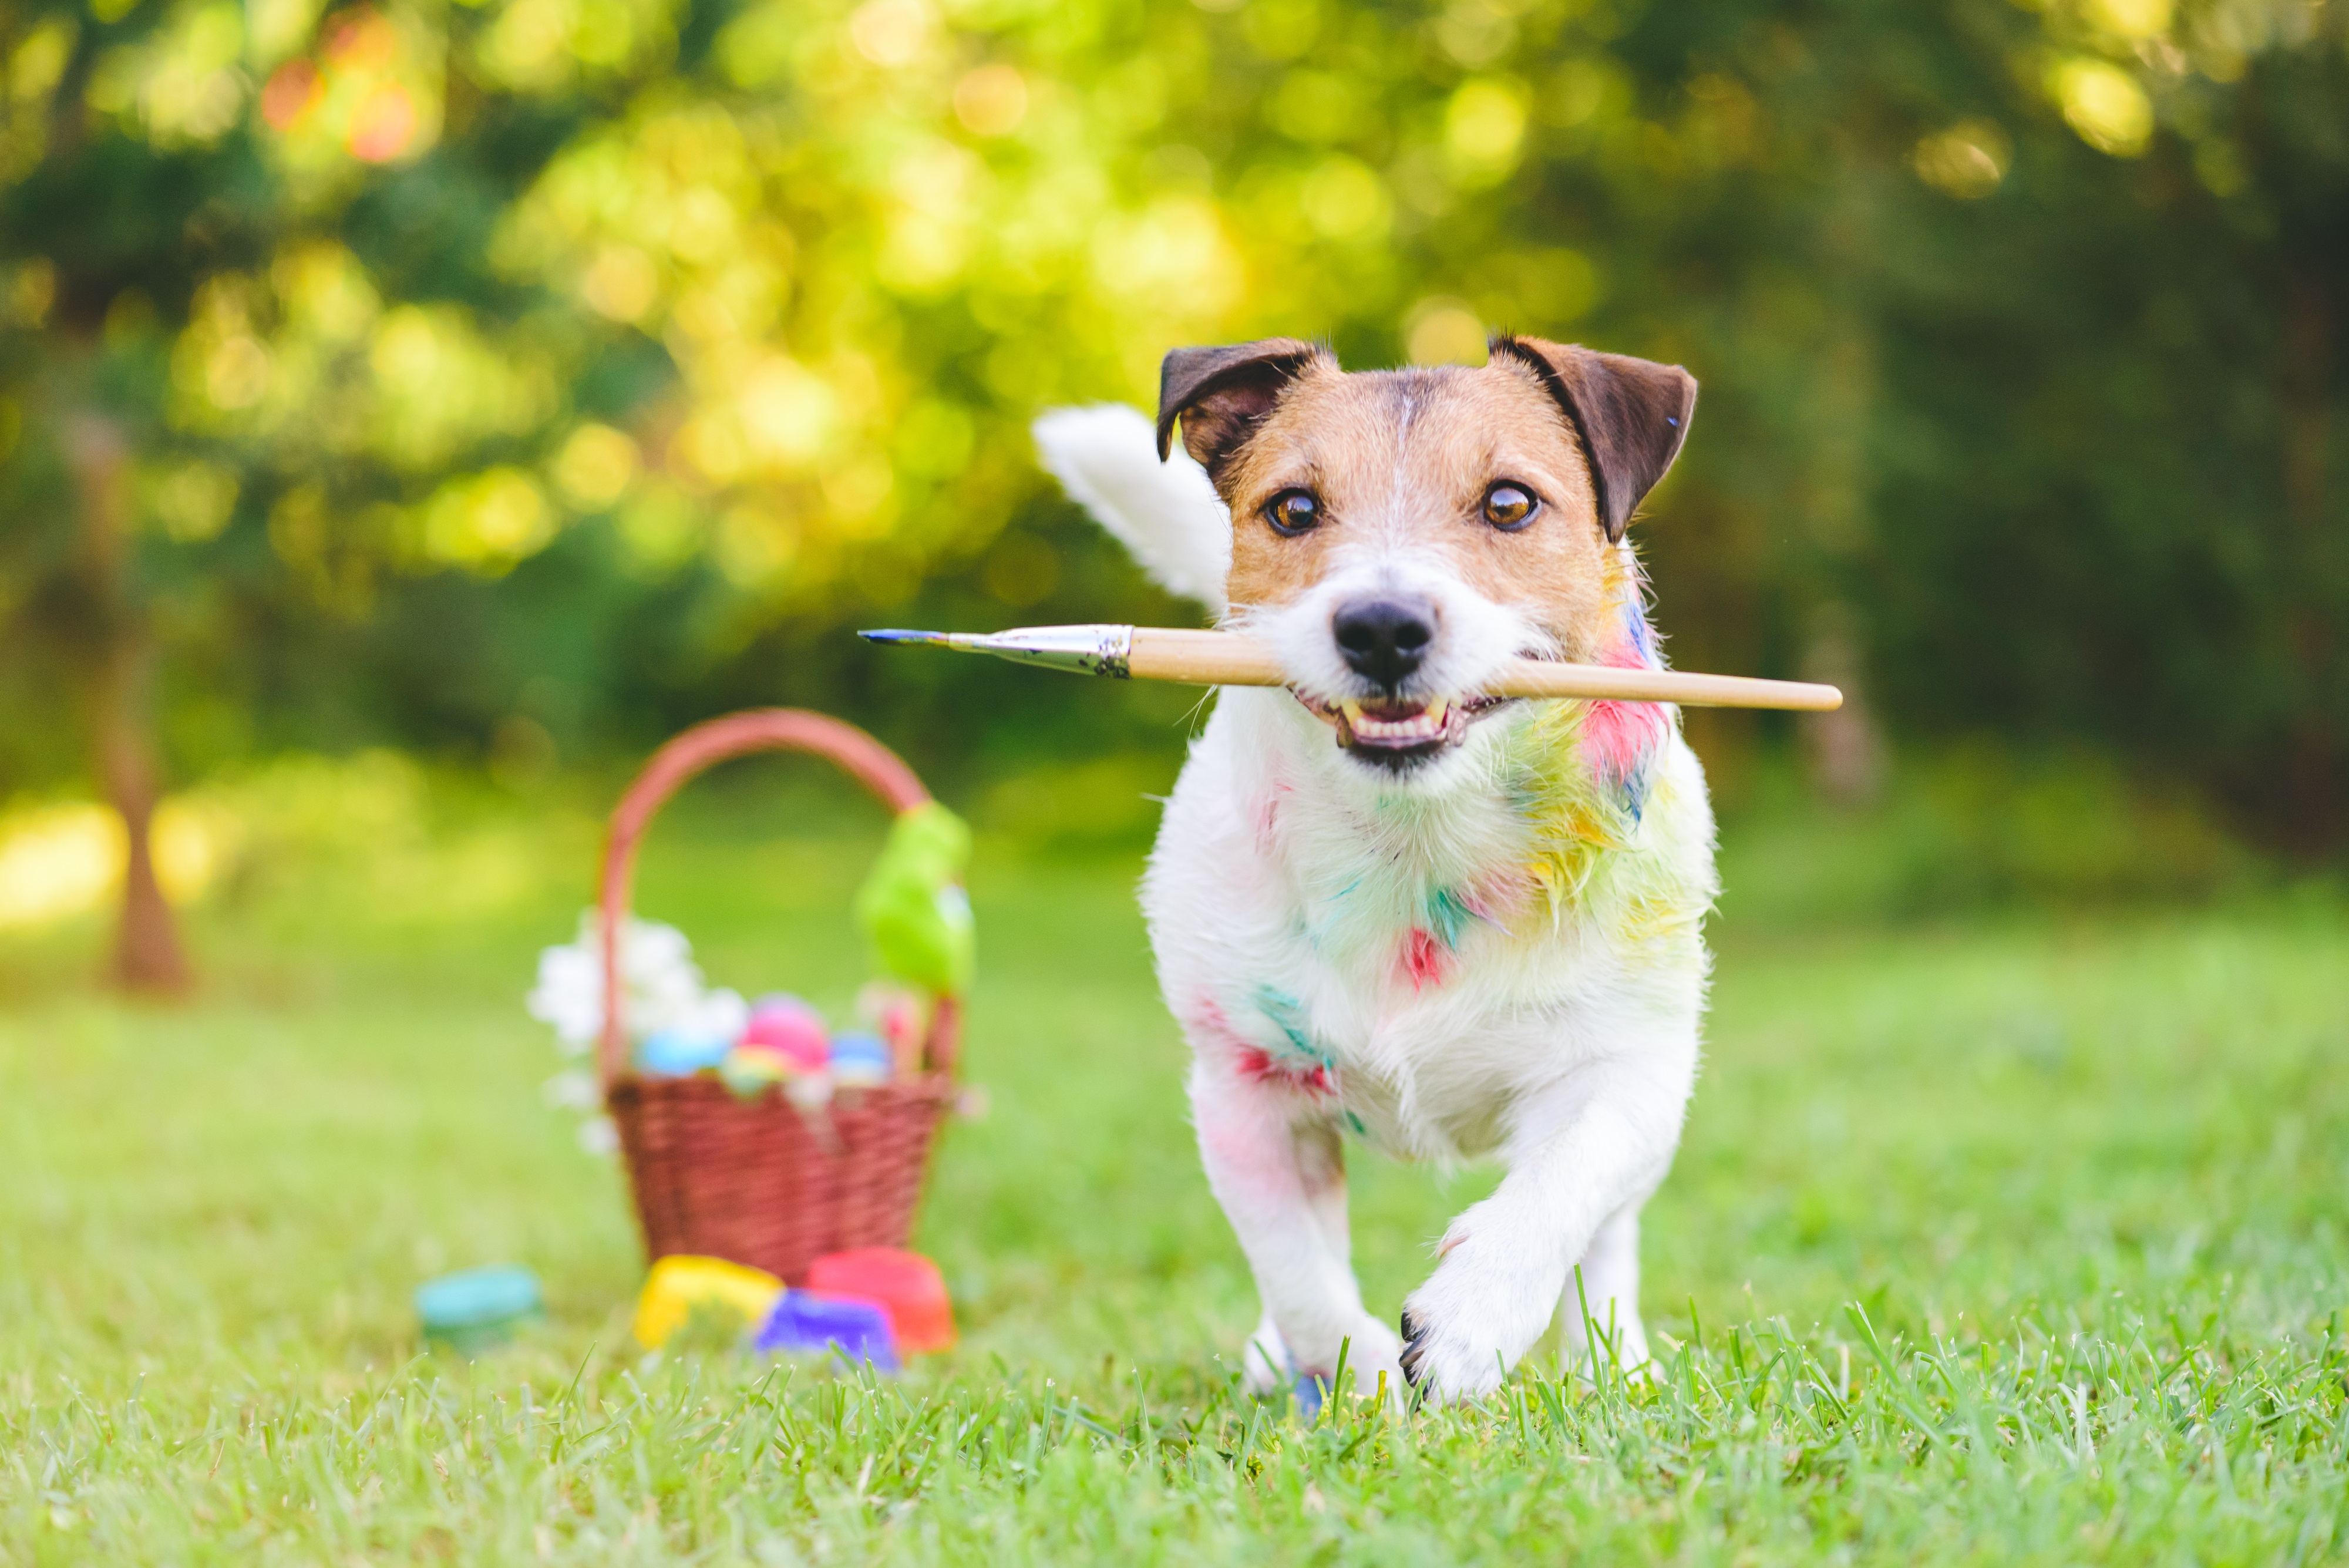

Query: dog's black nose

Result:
[1332,598,1434,691]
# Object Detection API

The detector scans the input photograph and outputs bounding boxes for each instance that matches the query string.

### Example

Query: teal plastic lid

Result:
[417,1266,543,1339]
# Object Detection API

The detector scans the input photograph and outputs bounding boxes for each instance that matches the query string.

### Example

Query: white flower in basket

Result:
[527,910,715,1054]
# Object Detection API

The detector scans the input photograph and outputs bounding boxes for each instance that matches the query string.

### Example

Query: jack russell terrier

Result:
[1034,335,1714,1404]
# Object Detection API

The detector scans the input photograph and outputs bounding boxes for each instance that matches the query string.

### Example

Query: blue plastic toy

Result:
[416,1265,543,1355]
[637,1028,733,1077]
[753,1290,898,1370]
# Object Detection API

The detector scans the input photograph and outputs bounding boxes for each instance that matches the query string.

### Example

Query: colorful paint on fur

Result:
[1193,992,1337,1096]
[1461,867,1532,934]
[1582,588,1669,820]
[1397,927,1450,991]
[1254,985,1325,1063]
[1233,1044,1332,1095]
[1422,886,1475,949]
[1500,551,1678,923]
[1251,776,1291,854]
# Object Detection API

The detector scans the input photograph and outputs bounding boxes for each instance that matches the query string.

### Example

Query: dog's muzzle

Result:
[1300,594,1512,769]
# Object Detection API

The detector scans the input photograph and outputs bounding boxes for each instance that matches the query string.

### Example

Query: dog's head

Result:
[1156,335,1697,779]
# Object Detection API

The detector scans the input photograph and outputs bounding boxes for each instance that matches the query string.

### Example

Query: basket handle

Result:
[594,708,961,1089]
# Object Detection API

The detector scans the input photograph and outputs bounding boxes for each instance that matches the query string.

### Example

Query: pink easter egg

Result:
[741,997,830,1074]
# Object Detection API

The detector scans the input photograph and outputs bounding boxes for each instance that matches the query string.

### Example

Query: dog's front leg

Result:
[1559,1203,1653,1376]
[1190,1061,1403,1397]
[1399,1050,1692,1402]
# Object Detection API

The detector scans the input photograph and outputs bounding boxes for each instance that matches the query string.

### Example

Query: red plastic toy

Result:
[806,1247,956,1355]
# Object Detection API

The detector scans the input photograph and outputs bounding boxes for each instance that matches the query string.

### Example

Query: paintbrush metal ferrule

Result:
[861,624,1135,677]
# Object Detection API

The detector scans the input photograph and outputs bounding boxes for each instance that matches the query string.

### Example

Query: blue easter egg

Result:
[637,1028,733,1076]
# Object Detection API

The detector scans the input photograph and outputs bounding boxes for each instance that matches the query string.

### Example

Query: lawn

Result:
[3,759,2346,1564]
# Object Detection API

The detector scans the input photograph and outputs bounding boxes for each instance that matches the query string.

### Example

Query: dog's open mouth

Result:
[1295,692,1512,765]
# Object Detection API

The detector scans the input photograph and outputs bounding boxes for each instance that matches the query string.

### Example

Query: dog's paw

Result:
[1249,1311,1405,1408]
[1398,1228,1563,1404]
[1335,1313,1406,1409]
[1240,1312,1291,1395]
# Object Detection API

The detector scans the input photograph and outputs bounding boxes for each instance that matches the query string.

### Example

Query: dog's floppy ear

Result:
[1487,335,1697,541]
[1156,338,1325,475]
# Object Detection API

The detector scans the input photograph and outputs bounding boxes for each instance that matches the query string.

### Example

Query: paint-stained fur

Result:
[1034,337,1714,1404]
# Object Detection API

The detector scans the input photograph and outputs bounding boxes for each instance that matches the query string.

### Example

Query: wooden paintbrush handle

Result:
[1128,628,1842,711]
[1498,662,1842,710]
[1128,628,1287,685]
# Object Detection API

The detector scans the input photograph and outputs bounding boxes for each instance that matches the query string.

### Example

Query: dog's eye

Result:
[1483,483,1539,531]
[1264,490,1321,537]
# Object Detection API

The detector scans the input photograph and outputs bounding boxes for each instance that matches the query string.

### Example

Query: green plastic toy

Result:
[852,802,974,997]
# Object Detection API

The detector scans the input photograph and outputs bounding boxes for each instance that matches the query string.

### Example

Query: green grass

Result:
[4,762,2347,1563]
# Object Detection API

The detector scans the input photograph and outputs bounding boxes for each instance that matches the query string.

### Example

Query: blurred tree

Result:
[0,0,593,986]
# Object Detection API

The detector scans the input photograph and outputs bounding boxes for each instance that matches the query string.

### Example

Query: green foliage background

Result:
[2,0,2343,846]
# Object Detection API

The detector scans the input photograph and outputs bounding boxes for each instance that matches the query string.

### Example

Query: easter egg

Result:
[637,1028,732,1077]
[828,1031,892,1088]
[741,995,829,1074]
[718,1047,789,1099]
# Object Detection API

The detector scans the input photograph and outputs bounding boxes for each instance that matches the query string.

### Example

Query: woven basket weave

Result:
[595,709,957,1286]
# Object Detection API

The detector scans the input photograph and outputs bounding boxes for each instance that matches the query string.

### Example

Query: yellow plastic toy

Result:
[632,1255,785,1348]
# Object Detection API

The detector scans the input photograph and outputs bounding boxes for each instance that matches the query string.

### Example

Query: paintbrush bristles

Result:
[861,625,1843,712]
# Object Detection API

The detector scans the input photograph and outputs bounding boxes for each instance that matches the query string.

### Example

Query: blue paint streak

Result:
[1253,986,1334,1069]
[1423,886,1473,949]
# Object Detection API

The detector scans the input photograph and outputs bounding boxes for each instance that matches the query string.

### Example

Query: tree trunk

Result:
[66,414,193,996]
[2278,265,2338,860]
[1801,603,1886,809]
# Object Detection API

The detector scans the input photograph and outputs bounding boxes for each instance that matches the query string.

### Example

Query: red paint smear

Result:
[1583,698,1667,788]
[1251,778,1291,853]
[1585,625,1667,789]
[1234,1045,1331,1095]
[1189,994,1237,1042]
[1398,927,1449,991]
[1194,992,1331,1095]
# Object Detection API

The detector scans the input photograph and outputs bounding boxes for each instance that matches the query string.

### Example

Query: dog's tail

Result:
[1032,404,1229,617]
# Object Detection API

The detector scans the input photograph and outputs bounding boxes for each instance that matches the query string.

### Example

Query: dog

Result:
[1034,336,1716,1404]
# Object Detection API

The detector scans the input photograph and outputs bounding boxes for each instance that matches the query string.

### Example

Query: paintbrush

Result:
[859,625,1842,711]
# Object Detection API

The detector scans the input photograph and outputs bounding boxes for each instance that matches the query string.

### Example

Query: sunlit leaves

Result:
[1298,154,1392,240]
[368,306,561,472]
[2,17,79,178]
[2082,0,2175,41]
[951,63,1028,137]
[85,1,248,147]
[167,258,560,484]
[145,457,240,542]
[2050,56,2155,156]
[1913,121,2012,198]
[1401,297,1486,365]
[257,4,445,170]
[416,466,554,571]
[1443,77,1528,186]
[550,423,640,510]
[472,0,683,92]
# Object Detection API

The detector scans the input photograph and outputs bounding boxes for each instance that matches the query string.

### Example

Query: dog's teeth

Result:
[1426,699,1448,723]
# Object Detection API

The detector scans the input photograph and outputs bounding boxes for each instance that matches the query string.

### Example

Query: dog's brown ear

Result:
[1156,338,1325,475]
[1487,335,1697,541]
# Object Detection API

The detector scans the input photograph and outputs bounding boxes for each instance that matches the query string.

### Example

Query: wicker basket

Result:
[595,709,959,1285]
